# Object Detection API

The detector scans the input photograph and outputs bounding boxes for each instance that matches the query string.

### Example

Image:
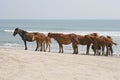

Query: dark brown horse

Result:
[48,32,76,53]
[13,28,47,51]
[13,28,38,50]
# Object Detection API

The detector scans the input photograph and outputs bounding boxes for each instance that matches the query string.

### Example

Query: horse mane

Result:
[107,36,112,40]
[99,36,104,38]
[21,30,27,35]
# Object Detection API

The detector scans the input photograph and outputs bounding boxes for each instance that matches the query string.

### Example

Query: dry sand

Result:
[0,48,120,80]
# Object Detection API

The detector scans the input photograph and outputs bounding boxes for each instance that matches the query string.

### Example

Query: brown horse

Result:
[48,32,76,53]
[100,36,116,56]
[69,34,94,54]
[90,35,117,56]
[33,33,46,51]
[34,34,51,52]
[13,28,38,50]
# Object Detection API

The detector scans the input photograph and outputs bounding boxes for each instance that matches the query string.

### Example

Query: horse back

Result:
[23,32,36,41]
[50,33,72,44]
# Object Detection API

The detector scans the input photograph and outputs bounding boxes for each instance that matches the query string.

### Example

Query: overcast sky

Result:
[0,0,120,19]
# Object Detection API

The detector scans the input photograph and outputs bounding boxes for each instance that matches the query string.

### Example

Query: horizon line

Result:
[0,19,120,20]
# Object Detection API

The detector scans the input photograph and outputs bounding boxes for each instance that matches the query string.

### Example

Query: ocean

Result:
[0,19,120,55]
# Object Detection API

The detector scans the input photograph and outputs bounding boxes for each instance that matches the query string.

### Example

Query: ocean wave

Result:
[2,43,23,47]
[46,31,120,37]
[3,29,120,37]
[3,30,14,33]
[0,43,24,49]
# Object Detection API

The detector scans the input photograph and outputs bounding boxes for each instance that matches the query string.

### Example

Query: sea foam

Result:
[3,29,120,37]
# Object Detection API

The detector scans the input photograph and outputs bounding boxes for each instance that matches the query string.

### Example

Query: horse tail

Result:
[32,35,35,40]
[111,41,117,45]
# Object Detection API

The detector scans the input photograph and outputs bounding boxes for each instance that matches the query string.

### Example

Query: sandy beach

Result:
[0,48,120,80]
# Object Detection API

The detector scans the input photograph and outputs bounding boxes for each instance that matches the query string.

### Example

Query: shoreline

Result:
[0,46,120,56]
[0,48,120,80]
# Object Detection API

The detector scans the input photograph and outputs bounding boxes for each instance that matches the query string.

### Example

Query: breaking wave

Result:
[2,29,120,37]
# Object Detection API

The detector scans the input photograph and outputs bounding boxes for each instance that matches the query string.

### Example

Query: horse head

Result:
[13,28,20,36]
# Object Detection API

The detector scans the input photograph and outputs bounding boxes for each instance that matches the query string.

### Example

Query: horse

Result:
[100,36,116,56]
[48,32,76,53]
[69,34,94,54]
[90,35,117,56]
[13,28,38,50]
[34,34,51,52]
[33,33,46,51]
[13,28,46,51]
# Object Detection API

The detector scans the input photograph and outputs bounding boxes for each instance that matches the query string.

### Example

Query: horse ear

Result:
[15,28,19,30]
[48,32,51,37]
[107,36,112,39]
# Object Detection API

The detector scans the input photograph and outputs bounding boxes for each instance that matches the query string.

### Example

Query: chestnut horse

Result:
[34,34,51,52]
[33,33,46,51]
[48,32,76,53]
[69,34,94,54]
[90,35,117,56]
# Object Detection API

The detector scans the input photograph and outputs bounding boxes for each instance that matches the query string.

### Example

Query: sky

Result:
[0,0,120,19]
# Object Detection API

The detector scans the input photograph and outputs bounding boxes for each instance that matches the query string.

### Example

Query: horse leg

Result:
[76,45,78,54]
[40,43,42,51]
[37,41,42,52]
[110,46,113,56]
[58,43,61,53]
[43,42,46,52]
[105,46,109,56]
[45,42,48,52]
[35,41,39,51]
[93,49,96,56]
[37,42,41,51]
[49,44,50,52]
[98,47,101,56]
[93,45,97,56]
[98,50,101,56]
[72,43,77,54]
[91,45,95,54]
[45,42,49,52]
[45,42,50,52]
[102,46,105,56]
[24,41,27,50]
[86,44,90,55]
[108,47,110,56]
[61,44,64,53]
